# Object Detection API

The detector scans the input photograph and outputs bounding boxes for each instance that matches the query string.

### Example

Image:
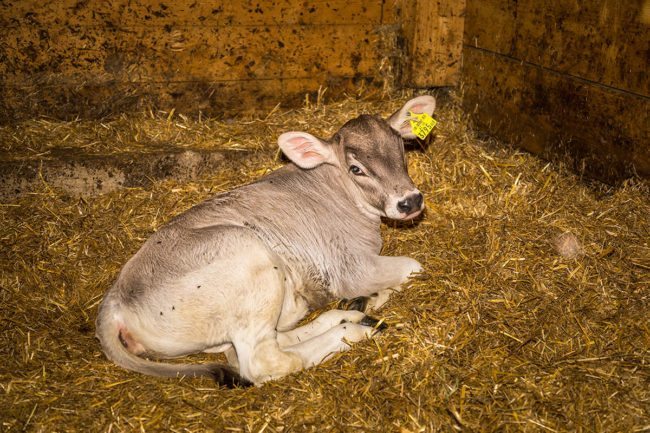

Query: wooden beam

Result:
[397,0,466,87]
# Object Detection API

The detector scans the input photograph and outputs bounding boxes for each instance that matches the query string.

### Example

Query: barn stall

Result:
[1,1,649,432]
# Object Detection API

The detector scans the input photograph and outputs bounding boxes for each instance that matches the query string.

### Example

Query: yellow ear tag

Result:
[409,111,437,139]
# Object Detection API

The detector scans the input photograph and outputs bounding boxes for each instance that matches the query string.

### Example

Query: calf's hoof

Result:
[359,315,389,332]
[338,296,371,312]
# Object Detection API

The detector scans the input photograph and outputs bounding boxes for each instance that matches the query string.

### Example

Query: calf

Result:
[95,95,436,386]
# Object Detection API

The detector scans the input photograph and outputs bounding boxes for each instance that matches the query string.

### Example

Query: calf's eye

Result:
[349,165,364,176]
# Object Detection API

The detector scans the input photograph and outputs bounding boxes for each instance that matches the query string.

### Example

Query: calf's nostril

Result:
[414,193,423,209]
[397,193,424,214]
[397,198,413,213]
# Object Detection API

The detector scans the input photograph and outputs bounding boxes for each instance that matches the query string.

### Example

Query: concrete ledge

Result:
[0,148,261,200]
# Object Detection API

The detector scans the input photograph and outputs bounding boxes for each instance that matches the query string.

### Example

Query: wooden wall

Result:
[0,1,469,123]
[462,0,650,181]
[0,1,394,121]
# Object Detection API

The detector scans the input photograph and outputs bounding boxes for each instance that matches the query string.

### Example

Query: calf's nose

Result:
[397,193,424,214]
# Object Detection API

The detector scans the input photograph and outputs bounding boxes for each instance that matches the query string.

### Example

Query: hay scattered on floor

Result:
[0,94,395,162]
[1,91,649,432]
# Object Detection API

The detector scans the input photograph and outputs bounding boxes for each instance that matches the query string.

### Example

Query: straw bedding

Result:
[1,91,648,432]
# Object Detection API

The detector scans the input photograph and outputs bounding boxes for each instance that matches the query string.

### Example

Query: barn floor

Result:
[1,92,649,432]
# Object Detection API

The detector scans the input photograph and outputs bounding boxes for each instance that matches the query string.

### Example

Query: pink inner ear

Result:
[303,151,321,159]
[409,103,427,114]
[288,137,311,151]
[280,132,331,167]
[295,142,311,152]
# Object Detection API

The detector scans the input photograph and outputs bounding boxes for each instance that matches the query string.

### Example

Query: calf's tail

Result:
[95,298,251,388]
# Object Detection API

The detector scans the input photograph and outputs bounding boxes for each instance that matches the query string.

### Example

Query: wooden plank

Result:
[463,0,517,54]
[462,47,650,181]
[381,0,412,25]
[512,0,648,96]
[119,0,383,27]
[464,0,648,96]
[0,26,116,79]
[1,24,381,83]
[0,0,384,28]
[0,74,380,123]
[0,0,385,82]
[118,24,382,82]
[0,0,124,27]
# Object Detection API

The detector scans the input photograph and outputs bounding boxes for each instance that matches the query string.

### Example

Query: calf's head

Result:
[278,95,436,220]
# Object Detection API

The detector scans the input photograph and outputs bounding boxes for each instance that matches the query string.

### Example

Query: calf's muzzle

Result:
[397,192,424,215]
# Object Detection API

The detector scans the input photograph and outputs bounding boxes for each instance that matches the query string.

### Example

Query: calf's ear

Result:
[278,132,337,169]
[387,95,437,139]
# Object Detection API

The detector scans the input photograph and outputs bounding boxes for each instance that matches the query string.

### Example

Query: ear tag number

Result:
[409,111,437,139]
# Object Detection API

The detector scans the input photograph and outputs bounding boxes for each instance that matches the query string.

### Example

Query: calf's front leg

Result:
[281,317,384,368]
[342,255,423,312]
[277,309,387,348]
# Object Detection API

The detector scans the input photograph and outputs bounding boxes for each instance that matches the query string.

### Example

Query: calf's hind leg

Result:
[223,232,384,384]
[233,315,381,383]
[232,308,383,383]
[229,285,381,383]
[232,331,304,383]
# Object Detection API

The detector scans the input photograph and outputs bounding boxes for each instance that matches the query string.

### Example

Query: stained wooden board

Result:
[462,48,650,181]
[513,0,648,96]
[0,0,122,27]
[464,0,649,96]
[1,24,381,83]
[119,24,381,82]
[0,74,380,122]
[0,26,118,79]
[464,0,517,54]
[0,0,385,28]
[119,0,384,27]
